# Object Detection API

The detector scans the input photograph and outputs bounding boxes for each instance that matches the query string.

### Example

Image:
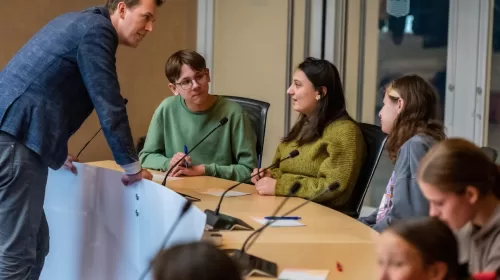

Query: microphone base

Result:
[224,249,278,278]
[204,209,254,231]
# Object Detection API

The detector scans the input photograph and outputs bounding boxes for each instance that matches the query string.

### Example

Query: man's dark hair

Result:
[164,50,206,83]
[105,0,165,12]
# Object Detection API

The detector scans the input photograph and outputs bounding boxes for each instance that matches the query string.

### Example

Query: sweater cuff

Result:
[204,163,215,176]
[121,161,142,175]
[274,178,289,196]
[270,168,282,180]
[162,159,170,172]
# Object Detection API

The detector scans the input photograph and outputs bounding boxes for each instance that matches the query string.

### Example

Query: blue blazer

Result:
[0,6,140,173]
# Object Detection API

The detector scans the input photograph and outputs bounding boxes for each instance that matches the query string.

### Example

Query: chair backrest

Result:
[480,146,498,162]
[341,123,387,218]
[223,95,270,166]
[136,136,146,154]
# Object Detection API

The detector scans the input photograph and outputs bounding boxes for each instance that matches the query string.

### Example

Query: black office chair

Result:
[136,136,146,154]
[223,95,270,167]
[480,146,498,162]
[340,123,387,219]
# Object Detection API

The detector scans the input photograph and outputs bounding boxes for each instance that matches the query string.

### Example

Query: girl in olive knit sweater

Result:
[251,58,366,209]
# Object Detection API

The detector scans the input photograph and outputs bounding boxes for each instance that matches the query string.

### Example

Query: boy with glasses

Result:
[139,50,257,182]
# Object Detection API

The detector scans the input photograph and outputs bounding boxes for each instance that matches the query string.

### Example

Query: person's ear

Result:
[117,2,127,19]
[320,86,327,97]
[396,98,404,114]
[464,185,480,205]
[205,68,211,83]
[427,262,448,280]
[168,83,179,95]
[316,86,327,101]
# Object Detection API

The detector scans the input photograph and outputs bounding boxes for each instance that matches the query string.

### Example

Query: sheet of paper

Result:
[278,269,329,280]
[200,188,250,197]
[252,217,305,227]
[152,172,183,183]
[41,162,206,280]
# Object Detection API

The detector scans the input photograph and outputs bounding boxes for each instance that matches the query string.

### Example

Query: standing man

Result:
[0,0,161,278]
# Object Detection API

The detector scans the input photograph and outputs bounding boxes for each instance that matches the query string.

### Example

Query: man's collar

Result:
[82,6,111,21]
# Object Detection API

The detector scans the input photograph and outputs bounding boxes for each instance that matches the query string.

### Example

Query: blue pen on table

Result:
[264,216,301,220]
[183,145,189,168]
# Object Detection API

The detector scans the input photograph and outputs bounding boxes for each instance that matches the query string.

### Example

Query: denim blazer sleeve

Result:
[77,22,140,174]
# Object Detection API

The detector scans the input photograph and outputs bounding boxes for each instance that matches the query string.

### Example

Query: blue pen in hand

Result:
[183,145,189,168]
[257,154,262,178]
[264,216,301,220]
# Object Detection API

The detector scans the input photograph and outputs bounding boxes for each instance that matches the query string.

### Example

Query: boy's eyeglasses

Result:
[175,72,208,90]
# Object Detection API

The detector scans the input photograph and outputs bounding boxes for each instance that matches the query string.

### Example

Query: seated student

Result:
[151,242,242,280]
[377,217,468,280]
[139,50,257,182]
[417,138,500,275]
[359,74,446,232]
[251,57,366,209]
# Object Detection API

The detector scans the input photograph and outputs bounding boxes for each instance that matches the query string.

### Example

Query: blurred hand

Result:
[169,152,191,174]
[172,165,205,177]
[250,168,271,184]
[121,169,153,186]
[63,154,79,174]
[255,177,277,195]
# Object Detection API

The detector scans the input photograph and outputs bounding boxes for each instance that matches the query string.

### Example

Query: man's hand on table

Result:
[121,169,153,186]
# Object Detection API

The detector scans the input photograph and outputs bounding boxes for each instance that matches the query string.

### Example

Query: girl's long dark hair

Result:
[283,57,351,146]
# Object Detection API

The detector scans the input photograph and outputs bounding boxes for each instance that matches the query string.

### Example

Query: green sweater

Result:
[270,119,366,209]
[139,95,257,182]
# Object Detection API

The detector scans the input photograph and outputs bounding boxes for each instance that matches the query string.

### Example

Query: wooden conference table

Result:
[88,160,379,280]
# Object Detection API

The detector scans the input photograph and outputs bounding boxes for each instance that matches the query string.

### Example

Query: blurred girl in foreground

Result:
[418,138,500,275]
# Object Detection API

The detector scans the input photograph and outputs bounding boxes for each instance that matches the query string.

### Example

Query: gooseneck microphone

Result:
[224,182,302,278]
[242,182,340,253]
[204,150,300,231]
[215,149,299,215]
[76,98,129,158]
[161,117,228,186]
[137,200,192,280]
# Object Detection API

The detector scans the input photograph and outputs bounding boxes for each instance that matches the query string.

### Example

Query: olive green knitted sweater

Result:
[270,119,366,209]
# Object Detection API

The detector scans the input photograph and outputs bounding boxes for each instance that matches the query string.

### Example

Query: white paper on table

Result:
[278,269,329,280]
[200,188,250,197]
[41,162,206,280]
[252,217,305,227]
[151,172,183,182]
